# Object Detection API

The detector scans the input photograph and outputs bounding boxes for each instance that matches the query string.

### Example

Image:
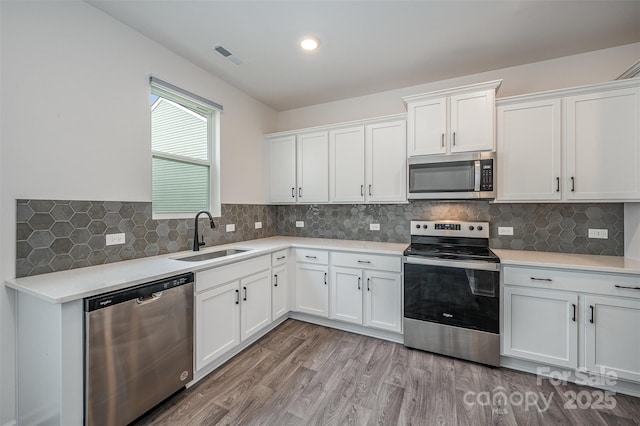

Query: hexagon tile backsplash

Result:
[16,199,624,278]
[16,200,277,278]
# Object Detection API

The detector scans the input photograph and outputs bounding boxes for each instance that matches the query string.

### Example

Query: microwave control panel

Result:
[480,160,493,191]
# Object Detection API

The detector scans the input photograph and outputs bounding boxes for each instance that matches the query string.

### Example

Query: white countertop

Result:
[5,237,407,304]
[493,249,640,275]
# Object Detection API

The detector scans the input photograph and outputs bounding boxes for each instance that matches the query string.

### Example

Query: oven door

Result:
[403,256,500,334]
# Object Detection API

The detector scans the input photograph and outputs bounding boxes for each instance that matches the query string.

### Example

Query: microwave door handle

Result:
[474,161,481,192]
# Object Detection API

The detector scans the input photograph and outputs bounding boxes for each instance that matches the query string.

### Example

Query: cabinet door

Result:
[497,99,562,201]
[450,90,495,153]
[295,263,329,317]
[407,97,447,156]
[366,120,407,203]
[268,135,297,203]
[330,267,363,325]
[585,296,640,383]
[272,264,289,320]
[297,132,329,203]
[565,87,640,200]
[240,271,272,341]
[364,270,402,333]
[195,281,240,371]
[503,287,577,368]
[329,126,365,203]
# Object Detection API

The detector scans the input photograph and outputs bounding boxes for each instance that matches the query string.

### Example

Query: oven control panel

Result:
[411,220,490,238]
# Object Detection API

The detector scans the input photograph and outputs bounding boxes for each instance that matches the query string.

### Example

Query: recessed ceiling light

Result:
[300,36,320,51]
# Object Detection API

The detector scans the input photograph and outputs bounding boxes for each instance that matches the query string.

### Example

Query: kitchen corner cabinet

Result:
[329,251,402,333]
[271,249,290,320]
[329,120,407,203]
[502,265,640,383]
[403,80,501,156]
[295,249,329,317]
[195,255,271,372]
[267,132,329,203]
[496,79,640,202]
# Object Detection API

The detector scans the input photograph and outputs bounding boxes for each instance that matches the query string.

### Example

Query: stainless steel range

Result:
[403,220,500,366]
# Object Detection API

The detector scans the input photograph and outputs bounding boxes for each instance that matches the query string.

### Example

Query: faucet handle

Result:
[198,234,205,247]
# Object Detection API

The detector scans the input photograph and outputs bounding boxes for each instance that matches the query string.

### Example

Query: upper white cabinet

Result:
[496,79,640,202]
[403,80,502,156]
[497,99,562,201]
[267,131,329,203]
[267,114,406,204]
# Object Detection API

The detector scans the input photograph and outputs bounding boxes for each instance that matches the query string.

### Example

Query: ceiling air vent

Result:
[213,44,243,65]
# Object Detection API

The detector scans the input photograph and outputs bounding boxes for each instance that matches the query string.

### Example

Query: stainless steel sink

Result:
[174,248,250,262]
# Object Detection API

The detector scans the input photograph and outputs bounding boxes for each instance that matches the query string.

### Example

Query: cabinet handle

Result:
[299,187,302,198]
[361,185,364,196]
[235,289,239,305]
[276,256,286,260]
[367,277,371,291]
[571,304,576,322]
[452,132,456,146]
[274,274,278,287]
[441,133,445,148]
[357,260,371,264]
[358,277,361,290]
[530,277,553,282]
[324,272,327,285]
[614,284,640,290]
[305,255,317,259]
[243,286,247,301]
[556,177,560,192]
[589,305,594,324]
[291,187,295,198]
[570,177,575,192]
[369,184,372,196]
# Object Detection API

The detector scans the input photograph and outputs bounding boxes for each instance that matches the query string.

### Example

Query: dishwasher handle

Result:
[84,272,194,312]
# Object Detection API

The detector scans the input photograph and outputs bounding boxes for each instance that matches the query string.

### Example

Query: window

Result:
[150,77,221,219]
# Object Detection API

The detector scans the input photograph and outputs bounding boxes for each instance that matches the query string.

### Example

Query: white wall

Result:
[0,2,277,423]
[277,42,640,131]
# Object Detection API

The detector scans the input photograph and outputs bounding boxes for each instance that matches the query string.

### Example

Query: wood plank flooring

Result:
[135,320,640,425]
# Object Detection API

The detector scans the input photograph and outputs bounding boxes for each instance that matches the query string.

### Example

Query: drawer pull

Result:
[357,260,371,264]
[276,256,286,260]
[305,255,318,259]
[589,305,594,324]
[614,284,640,290]
[530,277,553,282]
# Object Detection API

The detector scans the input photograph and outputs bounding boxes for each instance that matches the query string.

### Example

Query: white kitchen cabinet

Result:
[585,295,640,383]
[266,131,328,204]
[329,126,366,202]
[329,251,402,333]
[240,271,272,340]
[295,250,329,317]
[195,281,241,372]
[565,86,640,200]
[503,286,578,369]
[497,99,562,201]
[271,249,290,320]
[330,266,363,324]
[268,135,297,203]
[366,120,407,202]
[496,79,640,202]
[364,270,402,333]
[404,80,501,156]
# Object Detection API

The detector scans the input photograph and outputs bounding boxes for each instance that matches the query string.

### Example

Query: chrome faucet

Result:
[193,211,216,251]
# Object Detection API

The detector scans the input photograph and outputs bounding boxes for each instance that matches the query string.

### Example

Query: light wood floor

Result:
[136,319,640,425]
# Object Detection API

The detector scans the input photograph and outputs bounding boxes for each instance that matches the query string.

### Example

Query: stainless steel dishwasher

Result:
[84,272,194,426]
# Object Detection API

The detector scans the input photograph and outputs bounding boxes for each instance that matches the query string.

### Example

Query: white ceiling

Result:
[88,0,640,111]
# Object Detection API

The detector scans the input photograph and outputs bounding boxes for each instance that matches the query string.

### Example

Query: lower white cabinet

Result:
[240,271,272,340]
[364,270,402,333]
[331,267,363,324]
[271,249,290,320]
[503,286,578,368]
[585,295,640,383]
[295,252,329,317]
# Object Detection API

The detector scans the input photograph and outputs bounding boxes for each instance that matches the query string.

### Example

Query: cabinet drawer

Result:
[503,266,640,298]
[295,249,329,265]
[271,249,289,266]
[196,255,270,293]
[331,251,401,272]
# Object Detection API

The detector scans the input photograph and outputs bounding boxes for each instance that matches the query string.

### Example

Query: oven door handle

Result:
[403,256,500,272]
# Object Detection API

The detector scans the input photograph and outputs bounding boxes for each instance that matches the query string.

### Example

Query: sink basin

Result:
[174,248,250,262]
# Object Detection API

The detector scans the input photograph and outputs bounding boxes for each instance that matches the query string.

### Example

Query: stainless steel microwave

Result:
[408,152,495,200]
